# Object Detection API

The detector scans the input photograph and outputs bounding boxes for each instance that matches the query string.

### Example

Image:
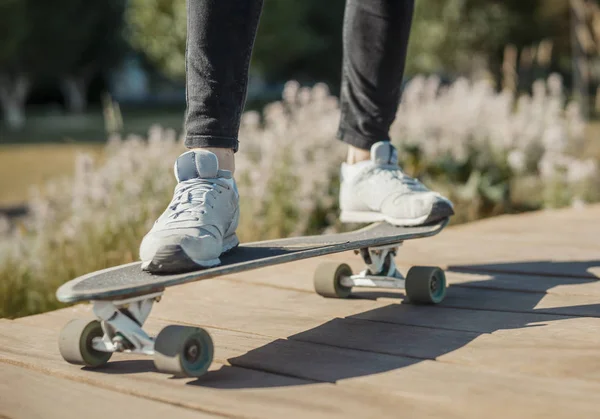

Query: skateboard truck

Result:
[341,243,405,289]
[313,241,447,303]
[91,291,163,354]
[56,219,449,378]
[58,291,215,378]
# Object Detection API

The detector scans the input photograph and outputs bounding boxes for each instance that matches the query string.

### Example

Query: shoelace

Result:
[167,178,231,221]
[371,166,425,191]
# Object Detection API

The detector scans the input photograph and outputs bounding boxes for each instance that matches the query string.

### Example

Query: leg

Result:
[336,0,454,226]
[139,0,263,272]
[184,0,264,171]
[337,0,414,157]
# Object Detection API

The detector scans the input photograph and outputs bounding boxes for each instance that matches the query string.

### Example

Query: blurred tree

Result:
[23,0,126,113]
[125,0,187,80]
[0,0,29,129]
[404,0,578,94]
[58,0,127,113]
[125,0,342,86]
[0,0,27,67]
[300,1,345,88]
[81,0,589,111]
[0,0,126,129]
[501,0,570,91]
[252,0,337,82]
[405,0,513,78]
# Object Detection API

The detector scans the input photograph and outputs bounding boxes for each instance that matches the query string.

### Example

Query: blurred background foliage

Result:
[2,0,599,211]
[122,0,579,90]
[0,0,594,134]
[1,0,599,208]
[3,0,600,318]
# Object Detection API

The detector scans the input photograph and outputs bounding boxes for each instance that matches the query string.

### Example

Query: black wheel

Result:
[153,325,214,377]
[58,319,112,367]
[405,266,447,304]
[313,262,352,298]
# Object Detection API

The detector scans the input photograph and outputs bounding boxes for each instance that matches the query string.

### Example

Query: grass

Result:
[0,105,186,144]
[0,100,270,206]
[0,98,272,145]
[583,120,600,158]
[0,143,104,206]
[0,105,186,206]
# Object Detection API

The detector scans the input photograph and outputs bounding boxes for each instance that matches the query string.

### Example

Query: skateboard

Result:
[56,218,449,377]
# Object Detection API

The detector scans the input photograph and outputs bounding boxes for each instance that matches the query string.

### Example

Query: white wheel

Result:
[58,319,112,367]
[313,262,352,298]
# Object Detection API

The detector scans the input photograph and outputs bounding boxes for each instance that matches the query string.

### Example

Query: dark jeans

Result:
[184,0,414,152]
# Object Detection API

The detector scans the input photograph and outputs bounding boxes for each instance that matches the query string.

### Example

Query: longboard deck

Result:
[56,219,448,303]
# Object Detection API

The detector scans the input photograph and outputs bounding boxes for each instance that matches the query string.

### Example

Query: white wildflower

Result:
[507,150,526,173]
[571,197,586,209]
[0,216,10,236]
[567,159,597,183]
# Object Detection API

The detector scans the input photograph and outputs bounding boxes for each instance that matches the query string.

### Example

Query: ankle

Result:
[192,147,235,173]
[346,145,370,164]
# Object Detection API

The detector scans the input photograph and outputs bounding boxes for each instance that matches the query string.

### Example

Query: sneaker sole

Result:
[340,202,454,227]
[142,234,240,274]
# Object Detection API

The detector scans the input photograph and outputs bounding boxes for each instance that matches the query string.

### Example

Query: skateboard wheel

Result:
[153,325,214,377]
[313,262,352,298]
[58,319,112,367]
[405,266,447,304]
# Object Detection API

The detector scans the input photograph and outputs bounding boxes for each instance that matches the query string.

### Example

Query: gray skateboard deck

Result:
[56,218,448,303]
[56,218,451,377]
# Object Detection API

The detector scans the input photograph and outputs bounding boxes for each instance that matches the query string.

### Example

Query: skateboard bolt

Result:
[430,278,438,292]
[185,342,200,362]
[113,335,125,351]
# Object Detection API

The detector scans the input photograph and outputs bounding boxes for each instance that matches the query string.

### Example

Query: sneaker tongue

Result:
[371,141,398,166]
[174,150,219,181]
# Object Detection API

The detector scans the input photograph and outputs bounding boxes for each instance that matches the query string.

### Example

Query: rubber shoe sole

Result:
[142,234,239,274]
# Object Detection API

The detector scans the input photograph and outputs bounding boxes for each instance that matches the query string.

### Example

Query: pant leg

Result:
[337,0,415,150]
[184,0,263,152]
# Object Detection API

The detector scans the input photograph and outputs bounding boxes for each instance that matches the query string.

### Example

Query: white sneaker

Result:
[339,141,454,226]
[139,150,239,273]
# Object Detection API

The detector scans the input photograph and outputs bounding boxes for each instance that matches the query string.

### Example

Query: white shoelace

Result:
[168,179,231,221]
[371,166,427,192]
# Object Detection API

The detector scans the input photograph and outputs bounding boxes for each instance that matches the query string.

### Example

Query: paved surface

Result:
[1,205,600,418]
